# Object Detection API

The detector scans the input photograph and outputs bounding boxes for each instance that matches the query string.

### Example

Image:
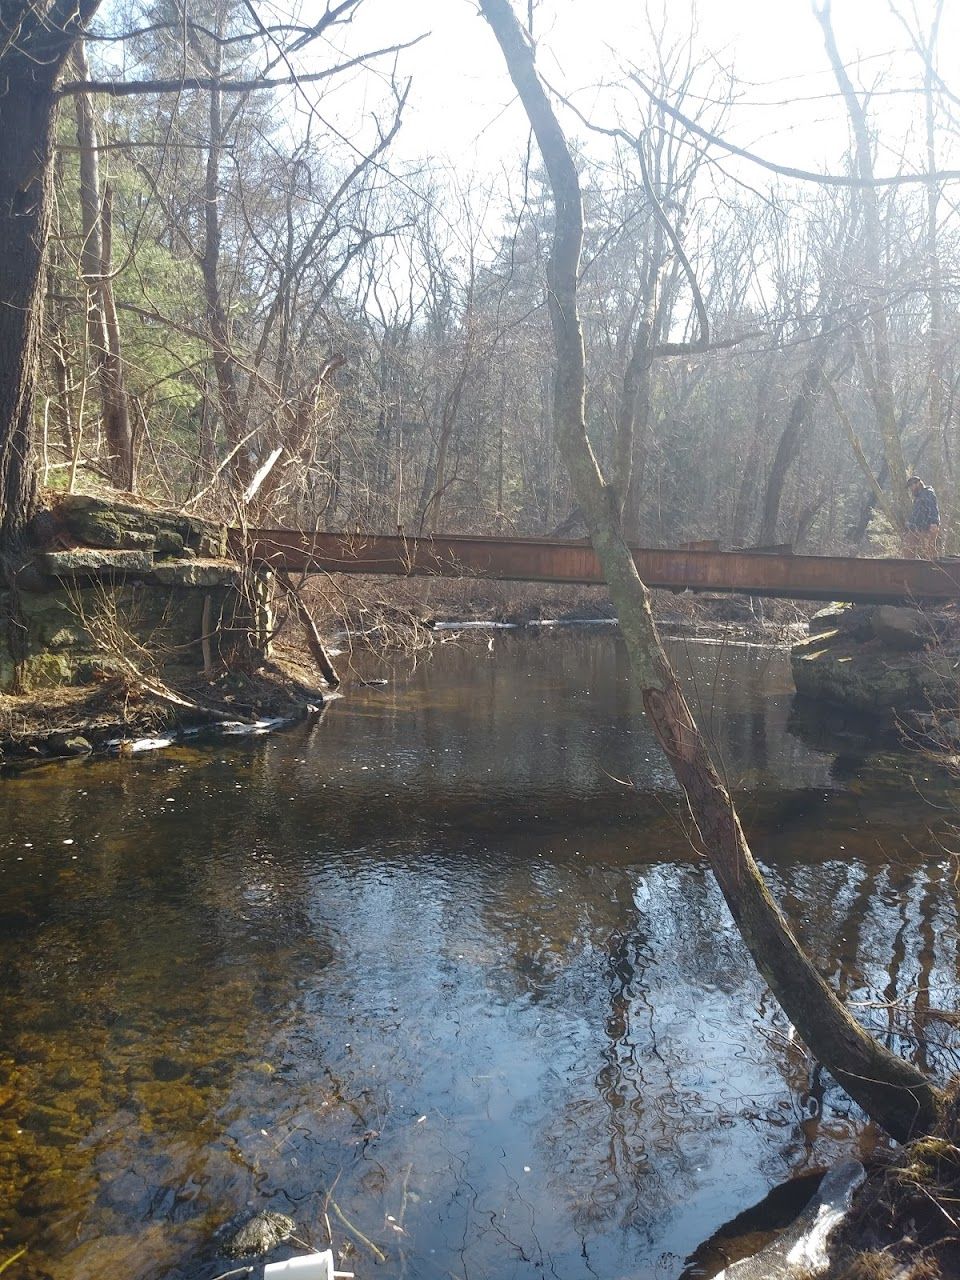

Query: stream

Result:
[1,630,958,1280]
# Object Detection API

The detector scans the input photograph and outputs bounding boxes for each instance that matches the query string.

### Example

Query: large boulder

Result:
[791,628,956,714]
[870,604,935,651]
[807,603,876,640]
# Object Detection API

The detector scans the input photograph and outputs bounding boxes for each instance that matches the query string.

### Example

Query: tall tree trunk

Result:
[0,0,108,541]
[731,364,773,546]
[46,252,76,460]
[419,377,467,533]
[73,42,134,490]
[615,154,677,531]
[199,35,250,491]
[816,2,908,526]
[922,3,948,522]
[0,2,102,693]
[479,0,940,1144]
[0,78,58,546]
[759,341,829,545]
[614,318,653,521]
[99,183,135,489]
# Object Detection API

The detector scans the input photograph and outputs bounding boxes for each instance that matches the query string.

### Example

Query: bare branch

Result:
[57,35,428,98]
[629,74,960,187]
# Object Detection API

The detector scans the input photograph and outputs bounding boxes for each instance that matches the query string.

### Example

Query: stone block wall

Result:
[56,493,229,559]
[1,494,271,693]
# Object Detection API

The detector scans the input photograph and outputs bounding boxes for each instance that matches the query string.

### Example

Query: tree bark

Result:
[479,0,940,1144]
[0,3,103,548]
[0,81,55,547]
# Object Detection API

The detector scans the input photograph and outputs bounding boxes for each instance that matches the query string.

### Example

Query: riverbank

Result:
[0,581,804,766]
[310,571,809,639]
[0,652,335,766]
[1,496,807,766]
[828,1094,960,1278]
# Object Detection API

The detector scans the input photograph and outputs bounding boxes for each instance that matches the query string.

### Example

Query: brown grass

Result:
[828,1086,960,1277]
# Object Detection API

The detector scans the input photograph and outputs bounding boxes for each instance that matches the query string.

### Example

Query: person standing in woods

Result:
[904,475,941,558]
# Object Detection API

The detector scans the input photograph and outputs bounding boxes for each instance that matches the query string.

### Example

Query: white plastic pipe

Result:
[263,1253,333,1280]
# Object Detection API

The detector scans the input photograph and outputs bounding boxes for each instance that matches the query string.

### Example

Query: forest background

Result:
[22,0,960,557]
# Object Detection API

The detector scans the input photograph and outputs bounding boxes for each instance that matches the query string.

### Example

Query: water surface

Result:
[1,632,957,1280]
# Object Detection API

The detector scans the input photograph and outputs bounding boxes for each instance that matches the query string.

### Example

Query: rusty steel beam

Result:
[232,529,960,604]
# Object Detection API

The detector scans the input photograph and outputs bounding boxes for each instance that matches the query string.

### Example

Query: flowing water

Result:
[1,631,959,1280]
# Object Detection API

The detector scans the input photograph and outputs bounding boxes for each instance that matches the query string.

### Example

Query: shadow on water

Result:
[0,631,958,1280]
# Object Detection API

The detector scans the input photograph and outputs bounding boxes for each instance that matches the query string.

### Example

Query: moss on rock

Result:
[58,492,227,559]
[2,495,271,695]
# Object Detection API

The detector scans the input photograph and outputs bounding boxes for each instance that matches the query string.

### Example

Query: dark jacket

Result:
[908,484,940,531]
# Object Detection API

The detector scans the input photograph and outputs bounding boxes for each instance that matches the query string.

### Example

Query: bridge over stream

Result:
[233,530,960,605]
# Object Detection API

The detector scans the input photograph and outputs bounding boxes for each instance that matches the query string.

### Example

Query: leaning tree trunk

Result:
[479,0,940,1144]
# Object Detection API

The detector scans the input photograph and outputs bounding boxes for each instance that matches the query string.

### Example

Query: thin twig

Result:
[0,1249,26,1277]
[330,1200,387,1263]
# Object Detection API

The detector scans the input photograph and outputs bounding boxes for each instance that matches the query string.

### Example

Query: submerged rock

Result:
[224,1210,296,1258]
[716,1160,866,1279]
[46,733,92,756]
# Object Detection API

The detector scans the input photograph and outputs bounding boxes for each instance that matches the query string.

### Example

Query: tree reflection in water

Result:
[0,632,957,1279]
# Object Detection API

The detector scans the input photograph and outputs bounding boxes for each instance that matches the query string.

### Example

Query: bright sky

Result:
[317,0,959,185]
